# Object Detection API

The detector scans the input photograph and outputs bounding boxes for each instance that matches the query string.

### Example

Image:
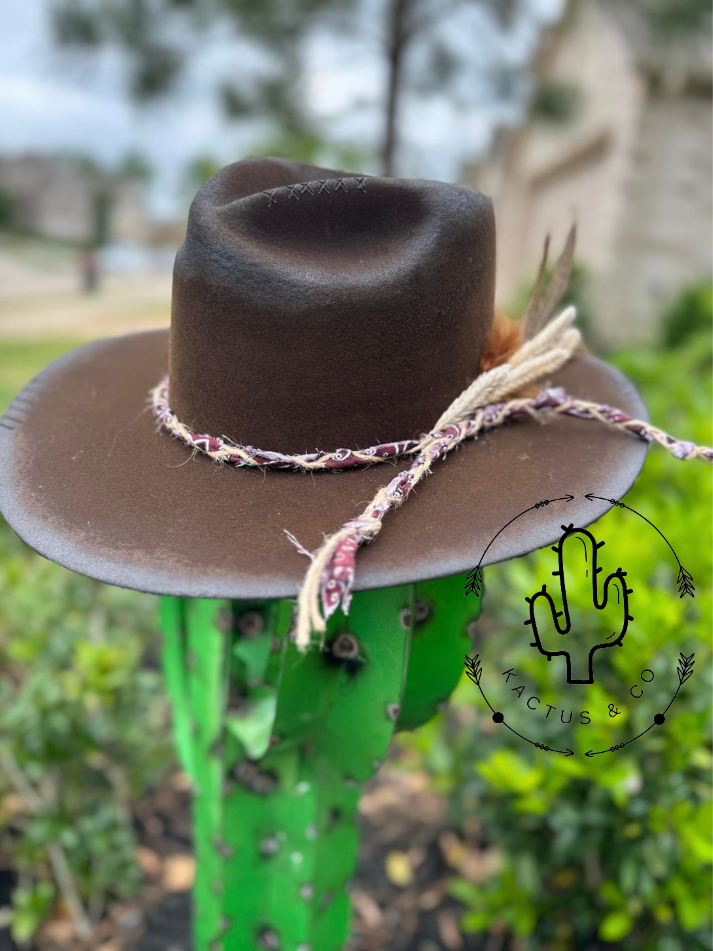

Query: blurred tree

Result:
[185,154,225,194]
[93,188,111,248]
[379,0,522,173]
[60,149,104,176]
[633,0,711,35]
[50,0,362,166]
[117,150,154,184]
[49,0,526,175]
[0,190,16,230]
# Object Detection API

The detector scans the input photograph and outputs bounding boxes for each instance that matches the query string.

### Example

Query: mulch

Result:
[1,767,497,951]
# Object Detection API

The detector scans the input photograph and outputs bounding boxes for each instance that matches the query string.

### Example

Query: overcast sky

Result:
[0,0,563,218]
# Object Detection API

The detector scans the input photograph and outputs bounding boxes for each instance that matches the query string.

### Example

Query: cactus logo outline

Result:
[524,523,634,685]
[464,493,697,757]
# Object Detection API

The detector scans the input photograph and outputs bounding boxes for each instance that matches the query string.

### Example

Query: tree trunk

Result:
[382,0,411,176]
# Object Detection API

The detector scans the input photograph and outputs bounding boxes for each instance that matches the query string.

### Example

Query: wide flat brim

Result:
[0,330,647,600]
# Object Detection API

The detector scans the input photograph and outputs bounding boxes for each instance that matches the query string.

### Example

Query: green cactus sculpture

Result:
[159,571,481,951]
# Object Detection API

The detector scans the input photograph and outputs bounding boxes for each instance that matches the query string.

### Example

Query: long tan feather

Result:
[524,223,577,339]
[521,233,550,336]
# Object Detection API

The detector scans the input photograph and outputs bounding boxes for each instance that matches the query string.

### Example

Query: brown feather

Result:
[480,310,524,372]
[521,234,550,335]
[524,224,577,339]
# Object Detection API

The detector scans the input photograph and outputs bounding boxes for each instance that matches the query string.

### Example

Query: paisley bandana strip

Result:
[151,378,420,470]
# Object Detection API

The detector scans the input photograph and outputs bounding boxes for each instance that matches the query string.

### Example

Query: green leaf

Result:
[599,910,634,942]
[478,750,545,795]
[10,883,55,942]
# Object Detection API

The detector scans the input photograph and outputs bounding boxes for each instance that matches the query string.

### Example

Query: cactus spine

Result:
[160,572,480,950]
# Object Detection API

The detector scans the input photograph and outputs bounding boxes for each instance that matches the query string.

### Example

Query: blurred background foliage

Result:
[1,0,711,944]
[46,0,712,177]
[397,291,713,951]
[0,281,710,947]
[0,525,170,941]
[48,0,529,175]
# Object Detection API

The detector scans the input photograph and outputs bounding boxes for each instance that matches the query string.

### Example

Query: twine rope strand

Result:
[151,305,712,651]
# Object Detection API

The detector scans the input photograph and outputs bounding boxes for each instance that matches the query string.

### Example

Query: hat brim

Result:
[0,329,647,600]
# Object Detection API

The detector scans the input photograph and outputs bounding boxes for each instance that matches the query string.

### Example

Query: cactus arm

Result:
[305,585,415,779]
[159,597,195,780]
[396,571,482,732]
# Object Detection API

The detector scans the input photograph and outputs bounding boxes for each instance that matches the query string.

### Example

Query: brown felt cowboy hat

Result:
[0,157,647,604]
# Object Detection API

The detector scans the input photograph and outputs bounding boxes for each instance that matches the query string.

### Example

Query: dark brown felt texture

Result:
[0,331,646,599]
[169,157,495,451]
[0,158,648,599]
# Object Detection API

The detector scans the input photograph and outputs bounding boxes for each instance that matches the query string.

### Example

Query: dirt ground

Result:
[0,767,501,951]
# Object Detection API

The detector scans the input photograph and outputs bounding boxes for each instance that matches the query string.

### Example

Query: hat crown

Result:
[168,157,495,451]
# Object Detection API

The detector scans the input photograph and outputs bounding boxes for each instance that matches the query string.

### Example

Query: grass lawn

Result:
[0,339,80,413]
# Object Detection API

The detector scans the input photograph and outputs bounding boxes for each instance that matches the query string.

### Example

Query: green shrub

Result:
[400,329,712,950]
[0,190,15,229]
[661,282,712,350]
[0,521,170,940]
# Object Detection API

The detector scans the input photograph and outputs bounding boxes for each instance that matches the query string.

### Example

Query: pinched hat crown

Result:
[169,157,496,451]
